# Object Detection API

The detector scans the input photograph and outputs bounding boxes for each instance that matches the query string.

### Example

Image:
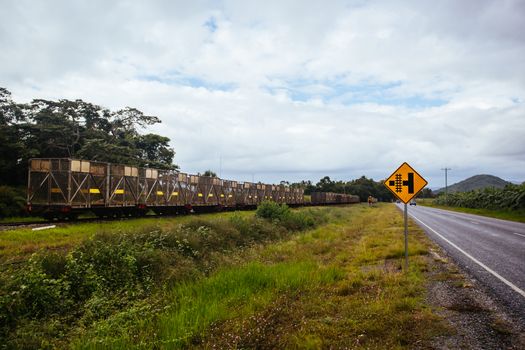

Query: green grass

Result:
[160,261,333,348]
[65,204,448,349]
[0,211,255,264]
[418,198,525,223]
[0,216,46,224]
[207,203,447,349]
[1,206,331,348]
[71,260,342,349]
[1,204,451,348]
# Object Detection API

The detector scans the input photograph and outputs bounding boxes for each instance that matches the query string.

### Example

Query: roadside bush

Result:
[0,186,26,218]
[229,213,252,236]
[0,210,321,347]
[1,254,73,324]
[256,200,291,220]
[70,235,142,293]
[256,201,319,231]
[280,210,316,231]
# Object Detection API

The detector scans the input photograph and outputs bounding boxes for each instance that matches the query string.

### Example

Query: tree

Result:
[417,188,434,198]
[305,175,394,202]
[202,170,217,177]
[290,180,315,194]
[316,176,335,192]
[0,88,30,185]
[135,134,176,170]
[0,87,178,186]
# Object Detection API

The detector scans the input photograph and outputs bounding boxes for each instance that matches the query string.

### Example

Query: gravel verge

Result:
[425,246,525,349]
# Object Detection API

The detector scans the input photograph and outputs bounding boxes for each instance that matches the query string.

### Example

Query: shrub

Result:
[71,235,141,293]
[280,211,316,231]
[229,213,252,236]
[0,210,320,347]
[0,186,26,217]
[256,201,318,231]
[8,254,73,319]
[255,200,291,220]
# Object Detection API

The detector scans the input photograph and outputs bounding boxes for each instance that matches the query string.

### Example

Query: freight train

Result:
[27,158,359,219]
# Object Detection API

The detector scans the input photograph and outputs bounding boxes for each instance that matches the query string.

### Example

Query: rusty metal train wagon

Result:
[310,192,360,205]
[27,158,308,219]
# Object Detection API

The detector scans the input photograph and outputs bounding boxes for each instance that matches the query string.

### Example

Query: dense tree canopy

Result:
[0,87,177,186]
[202,170,217,177]
[291,175,437,202]
[292,175,395,202]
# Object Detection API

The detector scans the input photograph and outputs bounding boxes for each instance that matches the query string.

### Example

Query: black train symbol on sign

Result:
[389,172,414,194]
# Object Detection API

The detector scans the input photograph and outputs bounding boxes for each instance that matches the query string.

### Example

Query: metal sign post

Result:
[384,162,428,272]
[404,203,408,270]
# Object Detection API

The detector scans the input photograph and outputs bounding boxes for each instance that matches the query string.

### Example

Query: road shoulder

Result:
[425,246,525,349]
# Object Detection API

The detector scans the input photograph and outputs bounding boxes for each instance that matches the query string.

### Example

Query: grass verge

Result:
[0,204,327,349]
[417,198,525,223]
[0,211,255,264]
[69,204,447,349]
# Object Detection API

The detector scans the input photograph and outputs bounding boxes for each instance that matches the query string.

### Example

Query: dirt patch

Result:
[425,248,525,350]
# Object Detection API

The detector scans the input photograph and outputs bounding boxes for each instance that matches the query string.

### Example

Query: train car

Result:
[27,158,358,219]
[310,192,360,205]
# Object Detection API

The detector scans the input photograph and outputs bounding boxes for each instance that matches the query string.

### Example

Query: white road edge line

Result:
[409,213,525,299]
[512,232,525,238]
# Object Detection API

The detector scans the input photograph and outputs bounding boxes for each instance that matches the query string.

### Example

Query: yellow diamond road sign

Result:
[384,162,428,204]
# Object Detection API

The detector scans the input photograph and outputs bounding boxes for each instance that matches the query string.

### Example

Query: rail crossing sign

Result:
[384,162,428,204]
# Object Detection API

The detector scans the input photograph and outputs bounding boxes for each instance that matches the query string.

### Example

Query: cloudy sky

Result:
[1,0,524,188]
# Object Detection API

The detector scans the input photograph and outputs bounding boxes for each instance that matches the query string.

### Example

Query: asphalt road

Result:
[398,204,525,321]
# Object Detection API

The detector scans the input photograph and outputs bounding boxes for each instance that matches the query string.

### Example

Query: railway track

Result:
[0,221,54,231]
[0,215,171,231]
[1,201,361,232]
[0,207,264,231]
[0,215,162,231]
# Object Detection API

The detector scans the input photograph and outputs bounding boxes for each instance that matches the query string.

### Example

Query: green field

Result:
[1,204,450,349]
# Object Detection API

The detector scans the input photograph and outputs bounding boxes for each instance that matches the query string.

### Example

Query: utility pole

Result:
[219,154,222,178]
[441,168,451,205]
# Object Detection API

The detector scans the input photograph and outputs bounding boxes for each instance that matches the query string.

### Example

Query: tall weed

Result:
[0,205,322,348]
[256,201,318,231]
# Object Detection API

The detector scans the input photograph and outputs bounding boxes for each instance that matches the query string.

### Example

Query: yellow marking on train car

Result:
[115,189,125,195]
[157,191,164,196]
[172,191,179,196]
[79,189,99,195]
[198,193,203,197]
[51,188,62,193]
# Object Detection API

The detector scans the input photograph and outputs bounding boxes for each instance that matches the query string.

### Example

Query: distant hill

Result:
[435,174,511,193]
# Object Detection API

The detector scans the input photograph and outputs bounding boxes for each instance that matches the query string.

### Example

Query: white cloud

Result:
[1,0,524,187]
